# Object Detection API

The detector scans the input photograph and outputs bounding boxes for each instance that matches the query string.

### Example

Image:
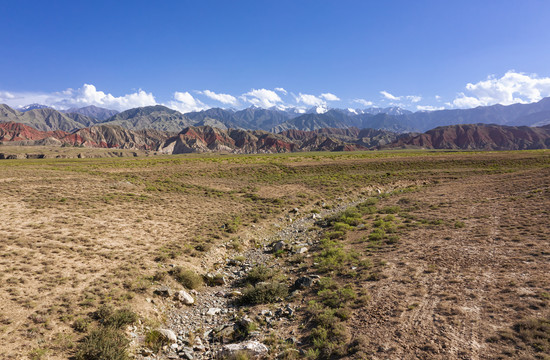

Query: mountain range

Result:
[3,97,550,134]
[2,120,550,155]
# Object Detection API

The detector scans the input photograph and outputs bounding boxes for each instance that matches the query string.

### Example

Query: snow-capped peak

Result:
[18,103,51,112]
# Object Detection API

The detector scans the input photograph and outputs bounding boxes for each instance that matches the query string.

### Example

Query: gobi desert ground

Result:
[0,149,548,359]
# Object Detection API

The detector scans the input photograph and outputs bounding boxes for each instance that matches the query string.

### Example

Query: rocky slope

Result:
[62,105,119,121]
[100,105,193,132]
[386,123,550,150]
[0,122,172,150]
[0,104,95,131]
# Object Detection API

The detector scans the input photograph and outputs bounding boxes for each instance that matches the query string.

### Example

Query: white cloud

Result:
[406,95,422,103]
[199,90,238,105]
[295,93,325,107]
[416,105,444,111]
[380,90,401,101]
[435,95,441,100]
[320,93,340,101]
[240,88,283,108]
[451,70,550,108]
[0,84,157,111]
[274,87,288,95]
[353,99,373,107]
[167,91,207,113]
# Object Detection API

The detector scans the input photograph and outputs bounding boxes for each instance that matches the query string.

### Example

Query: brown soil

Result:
[346,167,550,359]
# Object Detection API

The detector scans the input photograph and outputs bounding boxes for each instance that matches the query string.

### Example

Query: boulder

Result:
[154,286,173,297]
[218,341,269,359]
[174,290,194,305]
[158,328,177,343]
[207,308,222,316]
[294,276,313,289]
[272,241,285,252]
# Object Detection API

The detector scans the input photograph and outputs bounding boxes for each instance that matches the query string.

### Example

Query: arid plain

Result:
[0,149,548,359]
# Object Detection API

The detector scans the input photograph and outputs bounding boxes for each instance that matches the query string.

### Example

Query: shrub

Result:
[239,281,288,305]
[379,206,400,214]
[144,330,170,353]
[171,267,203,289]
[75,327,130,360]
[73,317,91,333]
[95,306,137,329]
[244,265,275,285]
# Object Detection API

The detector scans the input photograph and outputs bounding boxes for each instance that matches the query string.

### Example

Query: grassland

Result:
[0,149,548,359]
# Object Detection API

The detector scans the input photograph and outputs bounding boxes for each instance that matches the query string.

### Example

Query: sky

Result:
[1,0,550,113]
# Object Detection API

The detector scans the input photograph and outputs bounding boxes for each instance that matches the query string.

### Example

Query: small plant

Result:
[454,221,465,228]
[144,330,170,353]
[95,306,137,329]
[75,327,130,360]
[239,281,288,305]
[73,317,91,333]
[171,267,203,289]
[244,265,276,285]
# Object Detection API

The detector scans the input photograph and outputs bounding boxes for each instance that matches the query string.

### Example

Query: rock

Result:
[226,290,242,298]
[290,208,299,214]
[205,273,226,286]
[272,241,285,252]
[207,308,221,316]
[158,328,178,343]
[174,290,195,305]
[154,286,173,297]
[296,246,308,254]
[219,341,269,359]
[179,347,194,359]
[294,276,313,289]
[193,337,205,351]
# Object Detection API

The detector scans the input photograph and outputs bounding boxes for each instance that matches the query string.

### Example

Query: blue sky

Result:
[1,0,550,112]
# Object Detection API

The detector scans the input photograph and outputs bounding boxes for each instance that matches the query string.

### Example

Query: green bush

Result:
[171,267,203,289]
[73,317,91,333]
[144,330,170,353]
[75,327,130,360]
[239,281,288,305]
[244,265,275,285]
[95,306,137,329]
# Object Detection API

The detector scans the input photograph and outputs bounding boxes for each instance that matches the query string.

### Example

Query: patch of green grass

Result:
[171,267,203,290]
[75,326,130,360]
[239,281,288,305]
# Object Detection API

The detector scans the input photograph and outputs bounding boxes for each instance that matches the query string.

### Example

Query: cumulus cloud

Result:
[380,90,401,101]
[0,84,157,111]
[416,105,444,111]
[451,71,550,108]
[294,93,325,107]
[167,91,207,113]
[199,90,238,105]
[274,87,288,95]
[353,99,373,107]
[240,88,283,108]
[406,95,422,103]
[320,93,340,101]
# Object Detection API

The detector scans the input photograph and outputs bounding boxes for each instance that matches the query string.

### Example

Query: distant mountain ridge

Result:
[385,123,550,150]
[2,121,550,154]
[4,96,550,134]
[62,105,119,121]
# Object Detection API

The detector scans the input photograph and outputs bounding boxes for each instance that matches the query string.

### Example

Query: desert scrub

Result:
[171,267,203,289]
[243,265,277,285]
[95,305,137,329]
[239,281,288,305]
[513,317,550,353]
[75,326,130,360]
[144,329,170,353]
